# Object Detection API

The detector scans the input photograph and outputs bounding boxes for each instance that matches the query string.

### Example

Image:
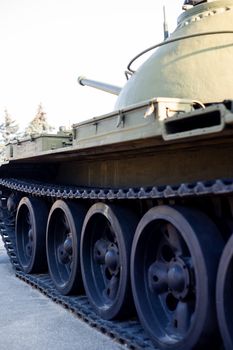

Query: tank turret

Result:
[115,0,233,109]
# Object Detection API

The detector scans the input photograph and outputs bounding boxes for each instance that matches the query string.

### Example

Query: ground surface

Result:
[0,238,125,350]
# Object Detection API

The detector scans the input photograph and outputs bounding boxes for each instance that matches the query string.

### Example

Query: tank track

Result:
[1,177,233,349]
[1,177,232,200]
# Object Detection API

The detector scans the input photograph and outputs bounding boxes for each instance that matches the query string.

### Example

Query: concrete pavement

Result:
[0,238,125,350]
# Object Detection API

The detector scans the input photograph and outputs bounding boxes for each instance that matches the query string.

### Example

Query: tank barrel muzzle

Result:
[78,76,121,96]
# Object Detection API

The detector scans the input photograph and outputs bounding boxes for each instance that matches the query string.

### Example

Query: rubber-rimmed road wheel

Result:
[16,197,48,273]
[131,205,223,350]
[216,233,233,350]
[81,203,138,320]
[46,200,86,295]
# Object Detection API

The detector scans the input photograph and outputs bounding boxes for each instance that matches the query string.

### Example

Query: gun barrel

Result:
[78,76,121,96]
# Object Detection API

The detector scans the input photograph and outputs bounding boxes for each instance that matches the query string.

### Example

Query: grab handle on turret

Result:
[78,76,121,96]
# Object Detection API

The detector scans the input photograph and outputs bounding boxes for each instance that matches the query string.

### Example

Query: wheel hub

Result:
[105,245,119,273]
[26,243,32,257]
[28,228,33,241]
[168,258,190,299]
[93,239,108,264]
[57,244,70,264]
[63,236,72,255]
[148,257,190,299]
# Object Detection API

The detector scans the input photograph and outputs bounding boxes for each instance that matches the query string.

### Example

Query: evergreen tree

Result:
[25,103,53,136]
[0,109,19,162]
[0,109,19,143]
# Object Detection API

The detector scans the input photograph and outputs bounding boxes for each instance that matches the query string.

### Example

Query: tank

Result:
[1,1,233,349]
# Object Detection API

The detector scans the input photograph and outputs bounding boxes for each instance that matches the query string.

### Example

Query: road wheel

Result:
[131,205,223,349]
[16,197,48,273]
[46,200,86,295]
[81,202,138,320]
[216,233,233,350]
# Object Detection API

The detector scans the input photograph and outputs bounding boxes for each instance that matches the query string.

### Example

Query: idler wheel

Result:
[131,205,223,350]
[16,197,48,273]
[81,203,138,320]
[216,233,233,350]
[46,200,86,295]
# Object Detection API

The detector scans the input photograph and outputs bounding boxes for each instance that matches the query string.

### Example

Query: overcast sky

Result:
[0,0,184,130]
